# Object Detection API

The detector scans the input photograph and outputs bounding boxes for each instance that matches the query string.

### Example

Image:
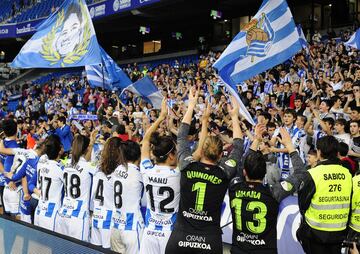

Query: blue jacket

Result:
[55,125,73,152]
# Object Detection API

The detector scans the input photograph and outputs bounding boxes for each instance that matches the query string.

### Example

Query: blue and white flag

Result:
[11,0,101,68]
[122,76,163,109]
[345,28,360,50]
[218,78,255,125]
[297,24,308,49]
[86,47,132,90]
[214,0,302,85]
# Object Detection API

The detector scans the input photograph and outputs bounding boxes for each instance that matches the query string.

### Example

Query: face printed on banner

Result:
[55,12,82,56]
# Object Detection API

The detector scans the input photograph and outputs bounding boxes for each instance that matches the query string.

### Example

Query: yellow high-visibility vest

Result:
[305,164,352,231]
[350,174,360,232]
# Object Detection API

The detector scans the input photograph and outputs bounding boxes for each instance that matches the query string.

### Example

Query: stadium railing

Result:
[0,215,116,254]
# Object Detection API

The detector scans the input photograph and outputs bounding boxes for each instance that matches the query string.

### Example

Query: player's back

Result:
[141,159,180,231]
[10,148,38,181]
[112,163,144,230]
[91,170,114,229]
[61,157,95,218]
[37,155,64,206]
[176,161,231,232]
[229,179,279,253]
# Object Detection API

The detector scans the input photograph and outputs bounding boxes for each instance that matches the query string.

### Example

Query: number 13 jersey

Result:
[140,159,180,231]
[228,178,279,252]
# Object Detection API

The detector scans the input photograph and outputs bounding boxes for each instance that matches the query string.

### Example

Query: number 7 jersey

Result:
[140,159,180,231]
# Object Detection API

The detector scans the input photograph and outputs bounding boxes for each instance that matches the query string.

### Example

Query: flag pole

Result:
[101,61,105,90]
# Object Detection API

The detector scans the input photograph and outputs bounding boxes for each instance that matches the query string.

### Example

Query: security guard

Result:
[348,173,360,239]
[297,136,353,254]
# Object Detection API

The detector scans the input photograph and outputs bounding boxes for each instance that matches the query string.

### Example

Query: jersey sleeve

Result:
[219,138,244,180]
[177,123,193,171]
[270,151,307,203]
[28,170,37,193]
[10,160,28,182]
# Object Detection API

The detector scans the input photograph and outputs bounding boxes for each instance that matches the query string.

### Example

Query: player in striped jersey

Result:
[140,99,180,254]
[56,133,96,241]
[110,141,144,254]
[33,135,64,231]
[90,137,126,249]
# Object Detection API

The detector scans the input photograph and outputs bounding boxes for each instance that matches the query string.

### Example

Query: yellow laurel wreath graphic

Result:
[40,0,91,67]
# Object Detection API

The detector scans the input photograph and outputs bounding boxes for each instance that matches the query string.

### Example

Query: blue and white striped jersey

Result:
[140,158,180,231]
[273,125,305,170]
[36,155,64,218]
[59,157,96,219]
[90,170,114,229]
[112,163,144,231]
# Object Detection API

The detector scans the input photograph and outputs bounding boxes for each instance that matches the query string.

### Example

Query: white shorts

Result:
[91,227,111,249]
[55,212,90,242]
[34,204,59,231]
[3,186,20,214]
[111,225,143,254]
[139,228,172,254]
[20,214,31,223]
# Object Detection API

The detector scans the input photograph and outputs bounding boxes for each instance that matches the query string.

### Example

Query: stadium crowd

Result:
[0,28,360,254]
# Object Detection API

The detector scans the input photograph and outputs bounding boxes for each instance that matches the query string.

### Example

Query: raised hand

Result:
[159,98,168,120]
[188,86,199,107]
[227,96,239,119]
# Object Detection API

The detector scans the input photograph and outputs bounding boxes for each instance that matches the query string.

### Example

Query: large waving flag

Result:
[213,0,302,125]
[85,47,132,90]
[345,28,360,50]
[11,0,101,68]
[121,76,163,109]
[214,0,302,84]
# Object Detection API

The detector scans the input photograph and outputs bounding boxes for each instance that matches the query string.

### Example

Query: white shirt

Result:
[112,163,144,230]
[140,158,180,231]
[59,157,96,218]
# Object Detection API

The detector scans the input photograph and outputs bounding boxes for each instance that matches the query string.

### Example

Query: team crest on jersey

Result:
[142,159,154,170]
[280,181,293,192]
[225,159,237,168]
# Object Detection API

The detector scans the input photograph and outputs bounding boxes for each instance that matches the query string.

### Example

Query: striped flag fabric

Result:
[121,76,163,109]
[345,28,360,50]
[86,47,132,90]
[213,0,302,85]
[218,77,255,125]
[297,24,308,49]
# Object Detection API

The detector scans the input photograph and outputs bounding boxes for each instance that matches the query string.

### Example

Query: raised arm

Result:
[193,103,211,161]
[0,140,15,155]
[85,129,98,162]
[177,88,199,169]
[141,98,168,161]
[271,128,306,202]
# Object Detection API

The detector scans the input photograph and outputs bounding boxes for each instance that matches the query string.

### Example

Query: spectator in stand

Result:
[54,116,73,155]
